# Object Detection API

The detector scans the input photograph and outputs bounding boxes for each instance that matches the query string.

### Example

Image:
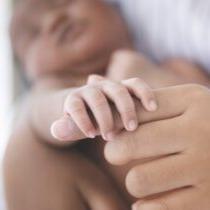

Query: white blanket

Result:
[106,0,210,72]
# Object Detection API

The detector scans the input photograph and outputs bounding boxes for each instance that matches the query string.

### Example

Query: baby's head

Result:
[11,0,132,80]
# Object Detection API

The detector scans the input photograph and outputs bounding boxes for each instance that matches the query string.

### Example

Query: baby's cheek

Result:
[25,43,63,78]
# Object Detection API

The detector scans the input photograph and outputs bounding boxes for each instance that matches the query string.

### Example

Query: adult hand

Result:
[104,84,210,210]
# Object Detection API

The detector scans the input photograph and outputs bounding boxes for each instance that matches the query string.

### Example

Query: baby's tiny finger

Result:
[64,95,97,138]
[87,74,106,85]
[102,82,138,132]
[81,87,114,141]
[122,78,158,112]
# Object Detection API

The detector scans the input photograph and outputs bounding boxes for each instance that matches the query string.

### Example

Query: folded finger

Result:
[64,96,97,138]
[78,159,129,210]
[132,187,204,210]
[122,78,157,111]
[101,82,138,131]
[87,74,106,85]
[105,116,186,165]
[126,154,195,198]
[82,87,114,140]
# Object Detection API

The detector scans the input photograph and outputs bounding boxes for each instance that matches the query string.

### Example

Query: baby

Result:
[5,0,210,209]
[10,0,158,143]
[6,0,160,209]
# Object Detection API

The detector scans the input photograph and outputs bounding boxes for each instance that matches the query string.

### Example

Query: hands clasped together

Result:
[51,75,210,210]
[51,75,157,141]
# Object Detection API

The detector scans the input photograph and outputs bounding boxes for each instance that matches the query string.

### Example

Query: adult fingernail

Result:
[148,100,158,111]
[127,120,138,131]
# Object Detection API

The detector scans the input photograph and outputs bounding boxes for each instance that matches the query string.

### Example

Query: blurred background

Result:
[0,0,14,209]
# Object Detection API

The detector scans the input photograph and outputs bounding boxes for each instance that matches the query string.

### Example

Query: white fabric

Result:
[106,0,210,72]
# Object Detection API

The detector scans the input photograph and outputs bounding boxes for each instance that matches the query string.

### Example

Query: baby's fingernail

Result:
[103,132,115,141]
[148,100,158,111]
[132,204,139,210]
[87,131,96,139]
[127,120,137,131]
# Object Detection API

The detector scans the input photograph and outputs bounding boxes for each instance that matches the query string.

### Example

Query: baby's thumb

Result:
[51,115,86,141]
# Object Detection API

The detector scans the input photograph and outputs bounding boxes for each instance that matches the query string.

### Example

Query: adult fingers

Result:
[132,188,205,210]
[105,116,186,165]
[52,84,207,142]
[126,154,194,198]
[77,160,129,210]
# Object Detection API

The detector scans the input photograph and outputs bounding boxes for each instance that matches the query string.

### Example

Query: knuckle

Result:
[105,136,136,165]
[82,84,95,91]
[114,86,128,96]
[156,201,169,210]
[70,106,84,116]
[87,75,105,85]
[126,167,151,198]
[92,93,107,109]
[185,84,209,101]
[126,77,143,84]
[111,50,132,61]
[111,50,141,63]
[76,116,92,131]
[65,96,82,112]
[139,87,153,98]
[104,140,131,165]
[87,75,96,84]
[120,106,135,116]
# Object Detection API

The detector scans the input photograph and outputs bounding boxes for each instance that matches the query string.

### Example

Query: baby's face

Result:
[12,0,132,79]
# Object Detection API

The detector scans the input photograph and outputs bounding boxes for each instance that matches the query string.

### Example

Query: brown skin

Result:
[5,0,210,209]
[63,52,210,203]
[5,1,133,209]
[105,84,210,210]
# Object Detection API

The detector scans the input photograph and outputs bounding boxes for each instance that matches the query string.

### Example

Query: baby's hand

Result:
[51,75,157,141]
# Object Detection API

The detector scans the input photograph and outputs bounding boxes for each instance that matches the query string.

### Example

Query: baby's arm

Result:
[107,50,194,88]
[51,75,157,142]
[107,50,210,89]
[27,74,156,146]
[27,84,77,147]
